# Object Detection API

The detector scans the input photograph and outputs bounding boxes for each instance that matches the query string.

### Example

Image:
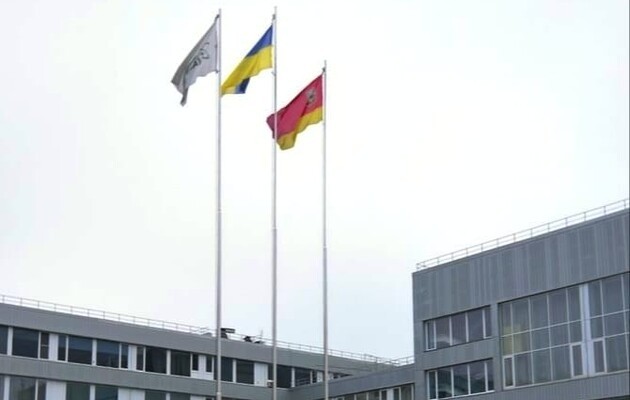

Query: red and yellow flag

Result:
[266,74,323,150]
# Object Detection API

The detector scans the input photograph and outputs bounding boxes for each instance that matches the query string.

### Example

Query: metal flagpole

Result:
[322,61,329,400]
[271,8,278,400]
[215,9,223,400]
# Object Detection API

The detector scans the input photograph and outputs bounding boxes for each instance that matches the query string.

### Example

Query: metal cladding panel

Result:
[288,365,415,400]
[0,303,375,374]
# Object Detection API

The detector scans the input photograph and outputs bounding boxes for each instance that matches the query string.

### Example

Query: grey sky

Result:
[0,0,628,359]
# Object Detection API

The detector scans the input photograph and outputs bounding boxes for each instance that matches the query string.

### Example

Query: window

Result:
[236,360,254,384]
[275,365,292,388]
[39,333,49,359]
[0,326,8,354]
[501,273,630,389]
[97,340,119,368]
[136,346,144,371]
[66,383,90,400]
[170,351,191,376]
[58,335,67,361]
[219,357,233,382]
[426,360,493,399]
[294,367,311,386]
[12,328,39,358]
[9,377,36,400]
[67,336,92,364]
[95,386,117,400]
[170,394,189,400]
[145,347,167,374]
[120,344,128,369]
[206,355,214,373]
[425,306,492,350]
[192,354,198,371]
[145,391,166,400]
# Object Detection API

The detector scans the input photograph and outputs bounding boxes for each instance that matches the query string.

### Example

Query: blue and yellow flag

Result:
[221,25,273,95]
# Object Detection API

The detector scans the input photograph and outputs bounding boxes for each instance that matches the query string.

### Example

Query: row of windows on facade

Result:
[425,359,494,399]
[0,327,347,388]
[500,273,630,389]
[0,376,242,400]
[424,307,492,351]
[329,384,414,400]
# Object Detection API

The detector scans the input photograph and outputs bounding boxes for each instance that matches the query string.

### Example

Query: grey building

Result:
[1,200,628,400]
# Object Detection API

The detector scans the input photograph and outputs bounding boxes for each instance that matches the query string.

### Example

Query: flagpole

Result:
[271,8,278,400]
[215,9,223,400]
[322,61,329,400]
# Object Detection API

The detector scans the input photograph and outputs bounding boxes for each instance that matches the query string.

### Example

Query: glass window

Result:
[605,335,628,372]
[9,377,35,400]
[192,354,198,371]
[0,325,8,354]
[572,344,583,376]
[219,357,233,382]
[206,355,213,373]
[427,370,437,399]
[504,358,513,387]
[170,351,191,377]
[591,317,604,338]
[549,290,567,325]
[501,304,512,335]
[451,314,466,346]
[12,328,39,358]
[467,309,483,342]
[97,340,119,368]
[452,365,467,396]
[532,349,551,383]
[551,345,570,380]
[68,336,92,365]
[569,321,582,342]
[512,299,529,333]
[136,346,144,370]
[469,361,485,393]
[145,392,166,400]
[483,307,492,338]
[589,282,602,316]
[531,328,549,349]
[294,367,310,386]
[604,313,625,336]
[426,320,436,350]
[594,340,605,373]
[145,347,166,374]
[437,368,451,399]
[550,324,569,346]
[120,344,128,369]
[530,295,548,329]
[170,394,189,400]
[58,335,67,361]
[95,386,117,400]
[568,287,580,321]
[486,360,494,391]
[514,353,531,386]
[66,382,90,400]
[623,273,629,309]
[37,381,46,400]
[435,317,450,348]
[513,332,530,353]
[39,333,49,359]
[276,365,291,388]
[602,275,623,314]
[501,336,513,355]
[0,374,4,400]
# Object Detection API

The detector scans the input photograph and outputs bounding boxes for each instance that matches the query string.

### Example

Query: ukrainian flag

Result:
[221,25,273,95]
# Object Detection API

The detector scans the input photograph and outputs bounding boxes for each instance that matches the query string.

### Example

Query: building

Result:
[1,200,628,400]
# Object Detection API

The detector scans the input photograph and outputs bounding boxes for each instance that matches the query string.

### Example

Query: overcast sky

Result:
[1,0,628,360]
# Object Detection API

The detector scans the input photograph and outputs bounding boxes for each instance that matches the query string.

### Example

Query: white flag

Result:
[171,16,219,106]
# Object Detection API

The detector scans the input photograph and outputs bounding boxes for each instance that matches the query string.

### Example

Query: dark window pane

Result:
[66,383,90,400]
[484,307,492,338]
[145,347,166,374]
[572,345,583,376]
[467,309,483,342]
[37,380,46,400]
[504,358,513,386]
[594,341,605,372]
[218,357,233,382]
[136,346,144,371]
[58,335,67,361]
[550,324,569,346]
[97,340,119,368]
[568,287,581,321]
[469,361,485,393]
[532,328,549,349]
[501,336,513,355]
[591,317,604,338]
[606,335,628,372]
[294,367,310,386]
[512,299,529,333]
[551,345,570,380]
[452,364,468,396]
[604,313,625,336]
[623,273,629,309]
[120,344,128,369]
[603,275,623,313]
[514,353,532,386]
[39,333,49,359]
[549,290,567,325]
[277,365,291,388]
[451,314,466,345]
[435,317,450,348]
[68,336,92,365]
[532,349,551,383]
[426,321,436,350]
[530,295,548,329]
[95,386,117,400]
[10,377,36,400]
[12,328,39,358]
[170,351,191,377]
[500,304,512,335]
[206,356,213,373]
[236,360,255,384]
[145,391,166,400]
[192,354,198,371]
[427,371,437,399]
[589,282,602,316]
[437,368,452,398]
[0,325,8,354]
[569,321,582,342]
[170,394,189,400]
[486,360,494,391]
[513,332,530,353]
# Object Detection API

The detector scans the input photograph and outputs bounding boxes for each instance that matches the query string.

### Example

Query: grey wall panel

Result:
[0,304,377,375]
[420,340,494,370]
[289,365,415,400]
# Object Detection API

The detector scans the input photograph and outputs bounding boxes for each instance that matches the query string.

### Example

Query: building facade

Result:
[1,201,628,400]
